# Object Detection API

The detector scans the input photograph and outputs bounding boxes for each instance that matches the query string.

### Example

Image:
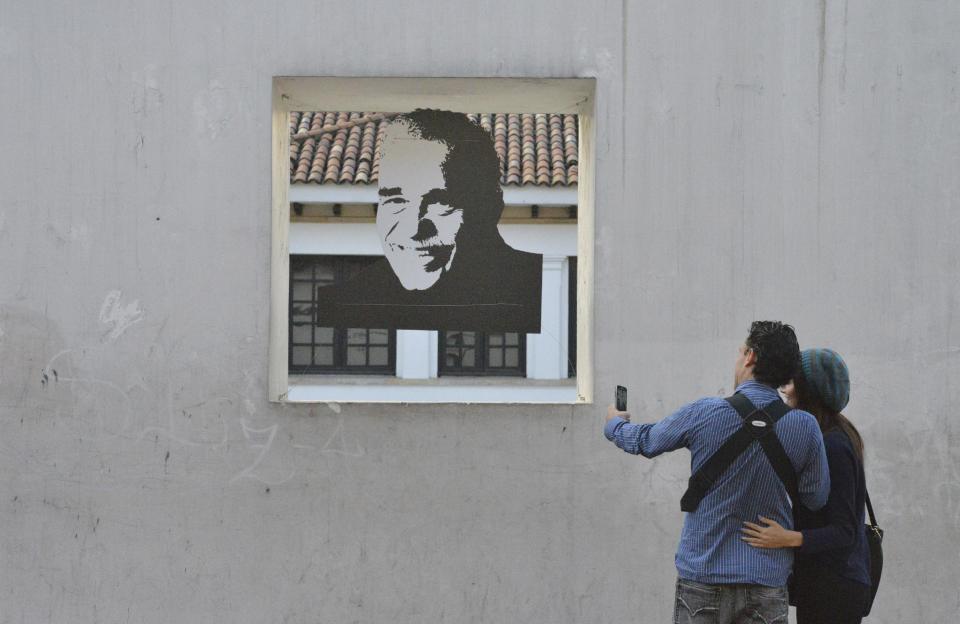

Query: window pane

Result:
[460,347,475,368]
[314,264,335,285]
[291,324,312,343]
[488,333,503,346]
[291,347,312,366]
[315,346,334,366]
[347,346,366,366]
[292,281,313,301]
[291,304,313,322]
[488,348,503,367]
[290,258,313,280]
[463,332,476,346]
[369,346,389,366]
[505,348,519,368]
[315,327,334,344]
[347,328,367,344]
[369,329,389,344]
[445,351,460,368]
[505,333,519,346]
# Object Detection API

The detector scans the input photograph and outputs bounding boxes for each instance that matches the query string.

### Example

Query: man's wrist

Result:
[603,416,626,441]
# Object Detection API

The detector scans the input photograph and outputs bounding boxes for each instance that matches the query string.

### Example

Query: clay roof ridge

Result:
[292,112,400,141]
[289,111,578,187]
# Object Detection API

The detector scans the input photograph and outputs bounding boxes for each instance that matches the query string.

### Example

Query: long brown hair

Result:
[794,373,865,462]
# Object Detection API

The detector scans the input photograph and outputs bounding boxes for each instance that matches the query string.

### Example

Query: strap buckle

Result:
[745,409,774,439]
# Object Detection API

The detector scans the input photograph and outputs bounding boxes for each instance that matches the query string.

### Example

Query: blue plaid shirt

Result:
[604,380,830,586]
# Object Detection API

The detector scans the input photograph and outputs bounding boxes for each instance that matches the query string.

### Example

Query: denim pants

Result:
[673,578,788,624]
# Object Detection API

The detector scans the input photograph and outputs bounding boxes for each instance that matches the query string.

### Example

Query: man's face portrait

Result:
[312,109,543,333]
[376,122,465,291]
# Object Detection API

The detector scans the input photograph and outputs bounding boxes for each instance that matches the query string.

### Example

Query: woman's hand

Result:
[741,516,803,548]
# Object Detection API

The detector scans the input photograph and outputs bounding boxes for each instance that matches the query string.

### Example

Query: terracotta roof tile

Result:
[290,110,578,187]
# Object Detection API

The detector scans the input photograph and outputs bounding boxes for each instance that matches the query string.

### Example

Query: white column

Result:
[526,256,569,379]
[396,330,437,379]
[428,331,439,378]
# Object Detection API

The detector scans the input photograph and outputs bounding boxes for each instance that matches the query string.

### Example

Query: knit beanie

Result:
[799,348,850,413]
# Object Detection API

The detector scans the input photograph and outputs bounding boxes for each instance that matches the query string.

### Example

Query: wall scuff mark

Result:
[99,291,144,342]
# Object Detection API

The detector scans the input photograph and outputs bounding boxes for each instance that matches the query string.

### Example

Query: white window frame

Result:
[270,77,596,403]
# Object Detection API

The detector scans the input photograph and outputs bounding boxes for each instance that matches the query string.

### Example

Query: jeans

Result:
[673,578,788,624]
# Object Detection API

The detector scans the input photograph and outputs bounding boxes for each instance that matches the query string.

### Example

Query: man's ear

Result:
[745,348,757,368]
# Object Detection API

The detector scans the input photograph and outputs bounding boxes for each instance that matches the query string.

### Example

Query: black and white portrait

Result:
[314,109,543,333]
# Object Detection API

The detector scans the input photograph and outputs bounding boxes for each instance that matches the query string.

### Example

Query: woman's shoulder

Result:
[822,428,858,460]
[823,427,851,443]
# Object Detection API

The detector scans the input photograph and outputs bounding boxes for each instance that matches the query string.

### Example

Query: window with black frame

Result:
[289,255,396,374]
[439,331,526,377]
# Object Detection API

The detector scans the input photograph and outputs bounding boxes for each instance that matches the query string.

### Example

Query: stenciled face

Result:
[376,123,465,291]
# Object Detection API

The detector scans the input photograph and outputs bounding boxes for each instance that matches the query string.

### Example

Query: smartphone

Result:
[615,385,628,411]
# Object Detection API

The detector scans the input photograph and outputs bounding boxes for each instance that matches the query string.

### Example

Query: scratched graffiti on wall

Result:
[1,295,361,489]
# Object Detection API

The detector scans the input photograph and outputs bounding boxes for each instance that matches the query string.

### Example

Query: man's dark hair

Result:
[394,109,504,230]
[745,321,800,387]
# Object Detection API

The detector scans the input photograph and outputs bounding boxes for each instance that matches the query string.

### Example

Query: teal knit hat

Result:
[800,348,850,413]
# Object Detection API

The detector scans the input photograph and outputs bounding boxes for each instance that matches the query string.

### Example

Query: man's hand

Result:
[606,404,630,423]
[741,516,803,549]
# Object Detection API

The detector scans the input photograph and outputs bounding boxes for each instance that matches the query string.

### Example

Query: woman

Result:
[741,348,871,624]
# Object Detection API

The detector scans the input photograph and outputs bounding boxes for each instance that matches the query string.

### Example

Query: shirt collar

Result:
[734,379,780,399]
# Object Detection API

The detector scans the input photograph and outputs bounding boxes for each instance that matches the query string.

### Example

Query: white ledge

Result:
[286,378,579,404]
[289,183,577,206]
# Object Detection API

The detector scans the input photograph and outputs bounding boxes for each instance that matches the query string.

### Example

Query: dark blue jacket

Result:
[795,428,871,586]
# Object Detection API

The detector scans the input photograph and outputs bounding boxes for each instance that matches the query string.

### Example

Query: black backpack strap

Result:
[865,489,878,527]
[757,419,799,505]
[724,392,759,419]
[680,423,757,512]
[739,396,799,504]
[680,393,798,512]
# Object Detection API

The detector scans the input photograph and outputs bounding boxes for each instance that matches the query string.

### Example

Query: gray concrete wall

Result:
[1,1,958,622]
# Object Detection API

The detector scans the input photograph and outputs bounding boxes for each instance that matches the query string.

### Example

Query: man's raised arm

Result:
[603,400,702,458]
